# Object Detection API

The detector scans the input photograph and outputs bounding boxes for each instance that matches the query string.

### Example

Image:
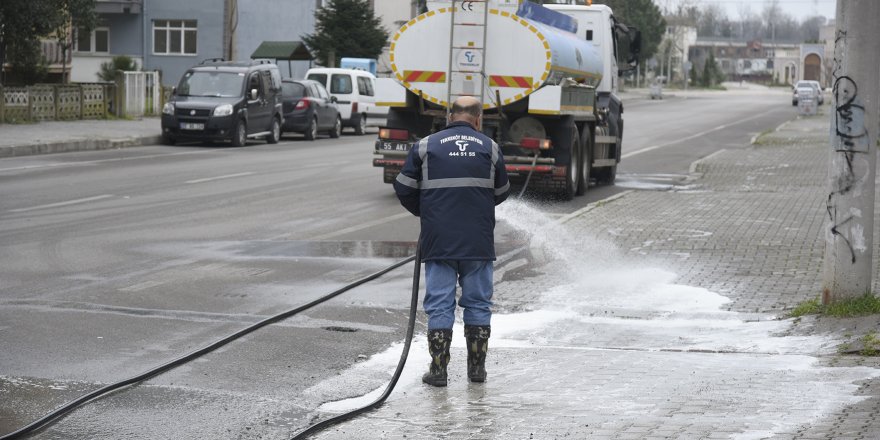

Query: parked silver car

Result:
[792,80,823,106]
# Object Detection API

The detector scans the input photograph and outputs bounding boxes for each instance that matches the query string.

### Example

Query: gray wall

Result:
[103,13,143,56]
[235,0,317,79]
[145,0,225,85]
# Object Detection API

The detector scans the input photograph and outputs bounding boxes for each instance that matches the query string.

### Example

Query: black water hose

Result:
[0,247,421,440]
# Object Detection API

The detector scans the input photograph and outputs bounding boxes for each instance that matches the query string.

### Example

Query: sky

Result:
[655,0,837,21]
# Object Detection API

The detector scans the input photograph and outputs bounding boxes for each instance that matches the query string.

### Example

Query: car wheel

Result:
[162,134,176,146]
[231,119,247,147]
[266,117,280,144]
[304,117,318,141]
[329,116,342,138]
[354,113,367,135]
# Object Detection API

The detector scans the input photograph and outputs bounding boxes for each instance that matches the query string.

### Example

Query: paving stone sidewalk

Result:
[560,107,880,440]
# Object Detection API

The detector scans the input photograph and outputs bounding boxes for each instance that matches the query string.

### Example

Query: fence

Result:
[119,71,162,118]
[0,70,166,123]
[0,83,114,124]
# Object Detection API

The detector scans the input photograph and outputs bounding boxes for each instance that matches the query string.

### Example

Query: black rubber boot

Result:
[464,325,490,383]
[422,328,452,387]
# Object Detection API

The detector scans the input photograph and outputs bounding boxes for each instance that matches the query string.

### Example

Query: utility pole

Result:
[821,0,880,304]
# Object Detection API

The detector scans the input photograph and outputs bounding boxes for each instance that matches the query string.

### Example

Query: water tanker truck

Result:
[372,0,640,200]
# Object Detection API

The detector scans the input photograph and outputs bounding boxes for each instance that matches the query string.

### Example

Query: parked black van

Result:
[161,59,283,147]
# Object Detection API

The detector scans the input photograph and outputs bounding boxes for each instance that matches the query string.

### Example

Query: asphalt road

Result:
[0,86,798,438]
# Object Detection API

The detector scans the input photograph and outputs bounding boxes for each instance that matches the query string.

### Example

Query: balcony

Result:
[96,0,142,14]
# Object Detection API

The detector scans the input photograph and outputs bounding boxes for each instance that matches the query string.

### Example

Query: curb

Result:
[0,135,162,159]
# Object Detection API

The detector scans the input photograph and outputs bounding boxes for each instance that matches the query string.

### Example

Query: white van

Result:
[305,67,385,135]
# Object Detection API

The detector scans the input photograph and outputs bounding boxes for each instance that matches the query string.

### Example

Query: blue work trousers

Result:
[424,260,493,330]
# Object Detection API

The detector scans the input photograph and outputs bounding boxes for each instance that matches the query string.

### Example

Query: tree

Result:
[302,0,388,68]
[55,0,98,83]
[689,61,700,87]
[0,0,96,85]
[701,52,724,87]
[595,0,666,65]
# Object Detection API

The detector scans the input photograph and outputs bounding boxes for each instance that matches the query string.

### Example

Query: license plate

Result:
[378,141,411,151]
[180,122,204,130]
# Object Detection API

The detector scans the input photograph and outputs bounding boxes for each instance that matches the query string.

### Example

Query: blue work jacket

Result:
[394,121,510,261]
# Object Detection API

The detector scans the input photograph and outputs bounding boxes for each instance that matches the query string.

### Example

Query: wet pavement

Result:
[296,106,880,439]
[5,90,880,439]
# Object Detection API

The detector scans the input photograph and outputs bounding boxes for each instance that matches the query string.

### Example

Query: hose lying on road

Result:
[291,242,421,439]
[0,245,421,440]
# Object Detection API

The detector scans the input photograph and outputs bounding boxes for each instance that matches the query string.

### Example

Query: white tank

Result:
[389,1,603,110]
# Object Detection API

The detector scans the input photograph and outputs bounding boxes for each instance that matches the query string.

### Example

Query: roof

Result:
[250,41,312,61]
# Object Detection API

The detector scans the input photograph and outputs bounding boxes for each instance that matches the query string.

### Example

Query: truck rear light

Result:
[352,102,358,113]
[295,99,310,110]
[379,128,409,141]
[519,137,551,150]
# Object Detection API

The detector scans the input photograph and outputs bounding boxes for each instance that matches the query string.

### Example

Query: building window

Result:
[76,27,109,53]
[153,20,197,55]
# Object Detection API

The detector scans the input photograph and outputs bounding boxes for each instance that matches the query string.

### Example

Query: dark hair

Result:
[451,99,482,119]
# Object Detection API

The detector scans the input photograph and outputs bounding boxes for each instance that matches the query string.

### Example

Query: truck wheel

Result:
[231,119,247,147]
[576,126,592,196]
[304,117,318,140]
[354,113,367,135]
[562,123,581,201]
[266,117,281,144]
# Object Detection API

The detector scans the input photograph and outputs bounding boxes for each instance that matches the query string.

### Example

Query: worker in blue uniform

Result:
[394,96,510,387]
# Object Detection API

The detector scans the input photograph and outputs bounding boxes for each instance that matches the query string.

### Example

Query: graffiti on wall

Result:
[825,29,871,265]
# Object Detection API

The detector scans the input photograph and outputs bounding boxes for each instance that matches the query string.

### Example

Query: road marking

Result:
[185,172,254,184]
[0,149,226,173]
[10,194,115,213]
[621,107,778,159]
[309,212,414,241]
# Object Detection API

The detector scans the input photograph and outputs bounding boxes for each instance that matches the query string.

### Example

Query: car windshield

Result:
[282,82,306,98]
[177,71,244,97]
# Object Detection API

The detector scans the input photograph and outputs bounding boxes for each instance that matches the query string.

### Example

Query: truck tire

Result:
[562,123,581,201]
[576,125,592,196]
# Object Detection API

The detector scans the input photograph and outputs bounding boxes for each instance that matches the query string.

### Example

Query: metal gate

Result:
[122,71,161,117]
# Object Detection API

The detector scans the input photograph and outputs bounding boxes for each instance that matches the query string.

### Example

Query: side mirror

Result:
[171,86,177,95]
[250,89,259,100]
[330,96,338,103]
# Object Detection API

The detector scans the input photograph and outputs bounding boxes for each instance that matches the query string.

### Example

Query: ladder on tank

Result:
[446,0,490,109]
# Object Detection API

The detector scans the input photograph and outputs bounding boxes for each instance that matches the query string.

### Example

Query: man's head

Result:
[449,96,482,130]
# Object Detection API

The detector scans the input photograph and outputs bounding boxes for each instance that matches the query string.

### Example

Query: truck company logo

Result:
[456,49,483,69]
